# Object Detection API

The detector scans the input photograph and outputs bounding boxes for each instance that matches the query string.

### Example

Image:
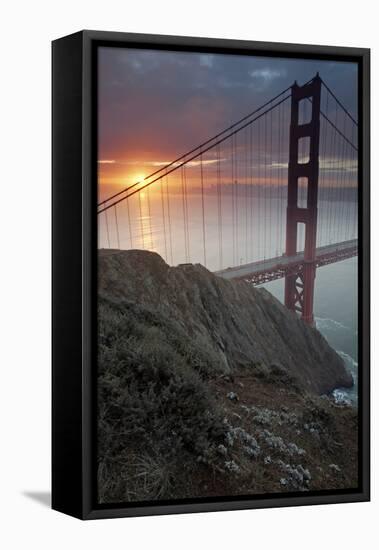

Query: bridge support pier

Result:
[284,75,321,325]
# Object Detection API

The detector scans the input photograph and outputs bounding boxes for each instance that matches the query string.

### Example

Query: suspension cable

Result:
[98,85,294,209]
[98,94,292,213]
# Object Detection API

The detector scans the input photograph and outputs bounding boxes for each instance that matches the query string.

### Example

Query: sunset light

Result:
[135,173,146,183]
[94,40,361,510]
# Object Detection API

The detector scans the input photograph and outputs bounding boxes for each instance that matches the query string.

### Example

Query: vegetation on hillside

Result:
[97,295,358,503]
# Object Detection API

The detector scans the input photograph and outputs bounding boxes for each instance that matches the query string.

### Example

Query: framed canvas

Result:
[52,30,370,520]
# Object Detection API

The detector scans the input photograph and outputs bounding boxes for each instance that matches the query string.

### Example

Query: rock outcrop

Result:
[98,249,352,395]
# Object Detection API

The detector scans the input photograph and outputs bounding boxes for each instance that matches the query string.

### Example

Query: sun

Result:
[135,173,146,183]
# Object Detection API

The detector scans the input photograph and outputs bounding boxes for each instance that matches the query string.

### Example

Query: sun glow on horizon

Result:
[135,173,146,183]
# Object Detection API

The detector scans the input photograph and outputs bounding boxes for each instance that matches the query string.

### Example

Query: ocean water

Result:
[99,192,358,272]
[263,257,358,405]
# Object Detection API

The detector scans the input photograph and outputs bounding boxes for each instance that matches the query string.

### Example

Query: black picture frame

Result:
[52,30,370,520]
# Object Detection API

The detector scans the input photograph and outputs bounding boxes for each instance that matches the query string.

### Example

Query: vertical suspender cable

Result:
[249,121,254,262]
[339,112,348,242]
[104,210,110,248]
[160,179,168,261]
[127,197,133,249]
[264,110,267,259]
[245,127,248,263]
[231,135,235,266]
[276,103,280,255]
[324,91,333,244]
[181,166,187,262]
[329,100,338,243]
[278,101,282,254]
[165,172,173,264]
[320,94,330,245]
[335,108,344,243]
[138,193,144,249]
[235,133,239,264]
[269,108,273,256]
[217,143,223,269]
[200,150,207,267]
[183,164,190,261]
[258,117,261,260]
[114,205,120,249]
[318,114,325,246]
[147,186,153,250]
[181,166,190,262]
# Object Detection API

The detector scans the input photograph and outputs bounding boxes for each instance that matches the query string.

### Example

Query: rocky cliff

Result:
[98,249,352,395]
[97,249,357,503]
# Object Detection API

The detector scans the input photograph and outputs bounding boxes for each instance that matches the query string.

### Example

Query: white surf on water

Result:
[315,317,357,337]
[334,351,358,405]
[263,256,358,408]
[315,317,358,406]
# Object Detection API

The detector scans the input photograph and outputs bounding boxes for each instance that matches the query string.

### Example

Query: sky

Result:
[97,46,358,201]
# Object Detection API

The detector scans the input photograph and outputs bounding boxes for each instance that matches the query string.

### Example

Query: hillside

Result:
[97,249,357,503]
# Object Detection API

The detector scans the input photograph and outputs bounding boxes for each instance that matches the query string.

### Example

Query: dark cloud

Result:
[98,46,358,173]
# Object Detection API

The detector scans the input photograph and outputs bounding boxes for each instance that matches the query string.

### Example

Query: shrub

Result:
[97,298,226,502]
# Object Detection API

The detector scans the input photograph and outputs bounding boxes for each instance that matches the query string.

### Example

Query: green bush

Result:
[97,298,226,503]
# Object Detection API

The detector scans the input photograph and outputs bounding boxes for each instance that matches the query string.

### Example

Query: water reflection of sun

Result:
[135,177,154,251]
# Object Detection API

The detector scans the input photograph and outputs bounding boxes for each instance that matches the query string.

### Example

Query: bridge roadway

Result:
[215,239,358,285]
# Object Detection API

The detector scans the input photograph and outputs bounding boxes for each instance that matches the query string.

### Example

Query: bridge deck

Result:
[215,239,358,285]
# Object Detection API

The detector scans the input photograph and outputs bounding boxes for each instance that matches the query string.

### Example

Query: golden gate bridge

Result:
[97,74,358,325]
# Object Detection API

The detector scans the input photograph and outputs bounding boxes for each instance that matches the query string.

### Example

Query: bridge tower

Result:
[284,75,321,325]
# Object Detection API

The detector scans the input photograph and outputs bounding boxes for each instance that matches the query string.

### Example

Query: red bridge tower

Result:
[284,75,321,325]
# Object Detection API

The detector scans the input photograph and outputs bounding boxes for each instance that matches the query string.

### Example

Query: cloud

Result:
[151,158,226,168]
[200,54,214,68]
[99,158,227,168]
[249,68,286,81]
[98,47,358,187]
